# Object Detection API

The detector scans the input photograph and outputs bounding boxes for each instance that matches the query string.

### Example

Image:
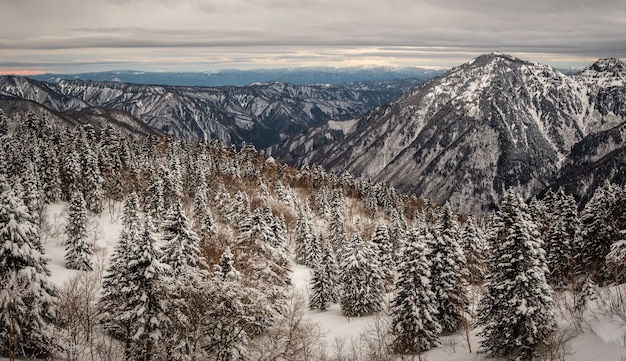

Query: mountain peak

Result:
[590,57,626,73]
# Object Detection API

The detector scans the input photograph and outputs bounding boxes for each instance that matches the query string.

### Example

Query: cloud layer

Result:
[1,0,625,73]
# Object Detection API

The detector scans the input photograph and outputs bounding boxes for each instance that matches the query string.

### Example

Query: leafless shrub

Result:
[537,328,575,361]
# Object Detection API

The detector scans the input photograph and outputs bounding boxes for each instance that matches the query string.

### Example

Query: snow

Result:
[24,201,626,361]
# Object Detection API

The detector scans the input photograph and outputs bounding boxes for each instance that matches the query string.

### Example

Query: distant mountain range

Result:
[0,76,427,149]
[27,67,444,87]
[271,53,626,213]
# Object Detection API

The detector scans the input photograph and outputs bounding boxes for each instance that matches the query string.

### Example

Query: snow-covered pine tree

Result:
[370,221,395,291]
[578,181,621,281]
[64,191,93,271]
[81,144,104,214]
[0,176,58,359]
[145,165,165,222]
[126,218,172,359]
[460,216,487,285]
[309,260,334,311]
[235,206,290,319]
[546,192,579,287]
[294,204,315,266]
[430,203,467,333]
[340,233,385,317]
[60,149,82,201]
[477,190,556,361]
[391,227,442,354]
[98,193,143,359]
[160,202,205,273]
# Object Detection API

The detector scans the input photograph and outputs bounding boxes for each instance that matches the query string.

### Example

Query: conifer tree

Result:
[160,202,204,273]
[460,216,487,285]
[64,191,93,271]
[0,177,58,359]
[145,166,165,222]
[126,219,172,359]
[370,221,395,291]
[477,191,556,361]
[430,203,467,332]
[578,181,620,281]
[391,227,441,354]
[546,193,579,287]
[81,146,104,214]
[309,258,334,311]
[340,234,384,317]
[294,205,315,266]
[98,193,143,359]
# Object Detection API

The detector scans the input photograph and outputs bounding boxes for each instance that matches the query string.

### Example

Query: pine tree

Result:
[81,146,104,214]
[98,193,143,359]
[64,191,93,271]
[126,219,172,359]
[309,262,334,311]
[370,221,395,291]
[578,181,620,281]
[340,234,385,317]
[0,177,58,359]
[429,203,467,332]
[391,228,441,354]
[460,216,487,285]
[145,166,165,222]
[477,191,556,361]
[546,193,579,287]
[294,205,315,266]
[160,202,204,273]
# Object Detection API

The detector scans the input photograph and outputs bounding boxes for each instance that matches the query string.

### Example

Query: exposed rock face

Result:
[272,54,626,214]
[0,76,422,149]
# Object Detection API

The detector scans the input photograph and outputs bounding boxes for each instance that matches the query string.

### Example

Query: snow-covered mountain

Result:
[271,53,626,214]
[0,76,422,148]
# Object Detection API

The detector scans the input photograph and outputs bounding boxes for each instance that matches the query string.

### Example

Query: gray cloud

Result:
[0,0,624,72]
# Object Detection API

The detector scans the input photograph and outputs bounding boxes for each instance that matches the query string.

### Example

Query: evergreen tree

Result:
[577,181,621,281]
[64,191,93,271]
[391,228,441,354]
[430,203,467,333]
[340,234,385,317]
[370,221,395,291]
[145,166,165,222]
[294,205,315,266]
[546,193,579,287]
[477,191,556,361]
[309,258,334,311]
[160,202,204,273]
[127,219,172,359]
[98,193,143,359]
[81,146,104,214]
[460,216,487,285]
[0,177,58,359]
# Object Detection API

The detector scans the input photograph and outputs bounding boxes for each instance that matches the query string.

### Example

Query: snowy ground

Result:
[26,203,626,360]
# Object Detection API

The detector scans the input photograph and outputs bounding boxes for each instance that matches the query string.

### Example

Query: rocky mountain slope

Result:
[0,97,164,138]
[271,53,626,214]
[0,76,424,148]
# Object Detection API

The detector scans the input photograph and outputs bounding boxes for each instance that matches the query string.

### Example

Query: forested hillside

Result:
[2,110,626,360]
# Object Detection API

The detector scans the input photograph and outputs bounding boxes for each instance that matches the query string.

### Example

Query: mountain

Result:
[271,53,626,214]
[28,67,444,87]
[0,76,425,149]
[0,96,164,138]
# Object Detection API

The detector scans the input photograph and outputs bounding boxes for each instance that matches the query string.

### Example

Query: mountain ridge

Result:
[0,75,426,149]
[271,54,626,213]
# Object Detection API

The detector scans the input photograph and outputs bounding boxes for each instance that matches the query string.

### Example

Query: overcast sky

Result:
[1,0,625,74]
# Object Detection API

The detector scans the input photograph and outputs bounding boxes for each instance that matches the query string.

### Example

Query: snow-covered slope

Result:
[273,53,626,214]
[0,76,422,148]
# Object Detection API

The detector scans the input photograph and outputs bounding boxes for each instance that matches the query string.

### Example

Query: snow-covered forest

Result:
[2,110,626,361]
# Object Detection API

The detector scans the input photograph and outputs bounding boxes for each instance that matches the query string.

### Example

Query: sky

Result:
[1,0,625,74]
